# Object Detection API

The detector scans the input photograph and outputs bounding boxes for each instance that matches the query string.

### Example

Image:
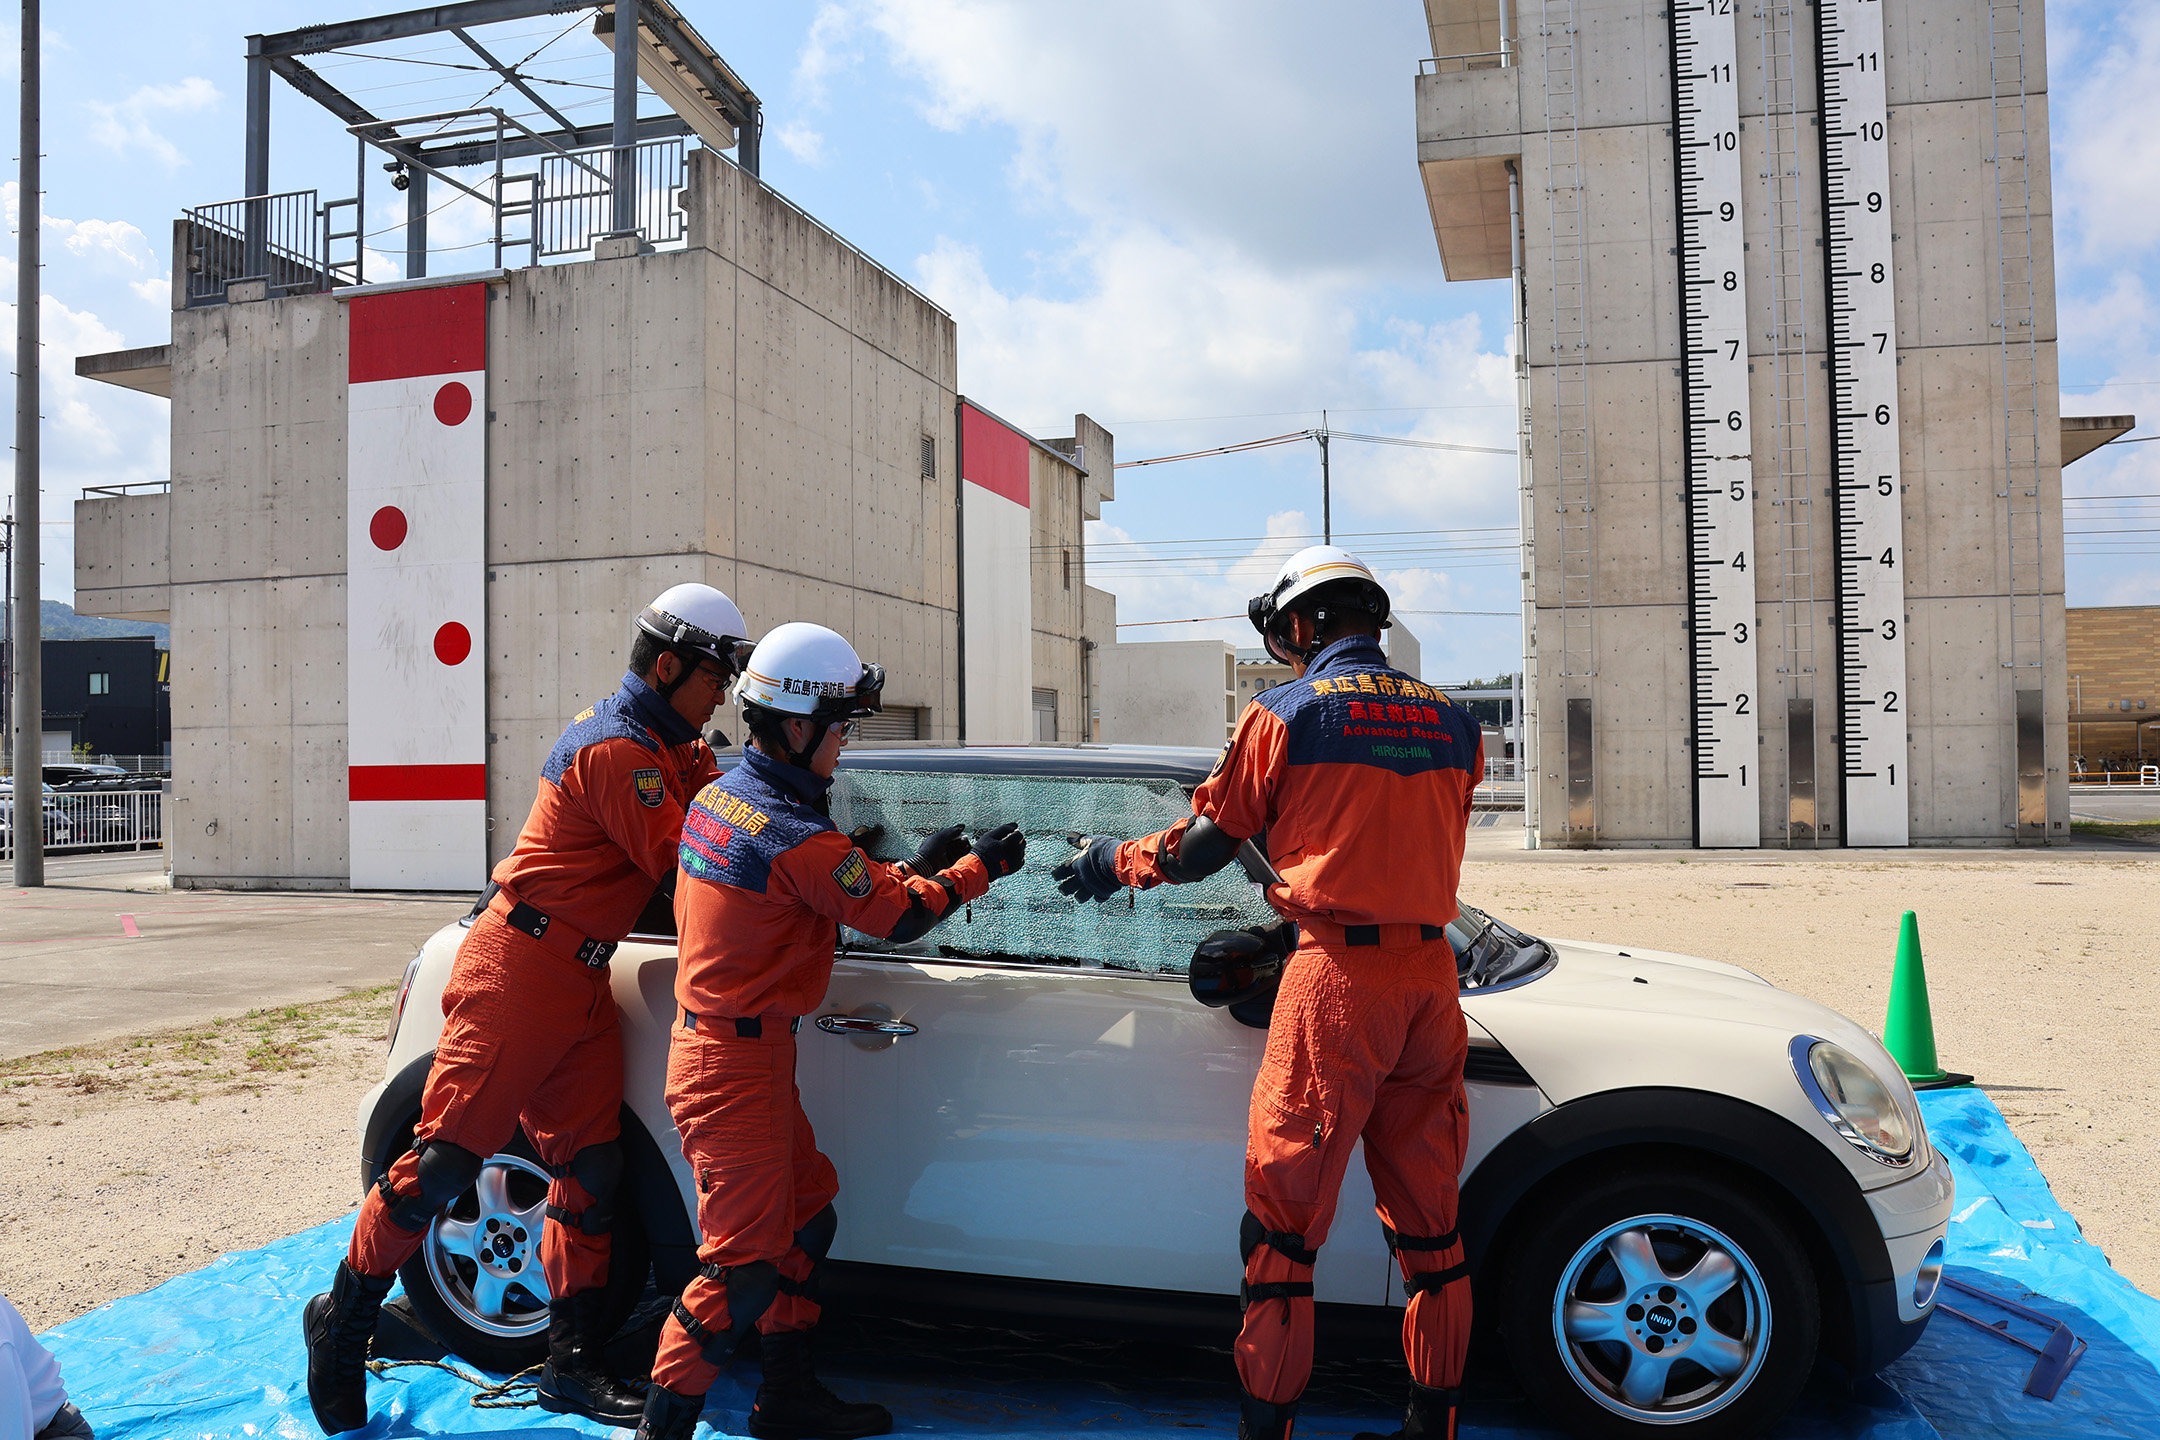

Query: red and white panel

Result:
[346,283,488,889]
[960,401,1034,745]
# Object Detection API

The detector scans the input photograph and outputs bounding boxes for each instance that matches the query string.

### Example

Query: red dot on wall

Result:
[368,506,408,551]
[434,622,473,667]
[433,381,473,427]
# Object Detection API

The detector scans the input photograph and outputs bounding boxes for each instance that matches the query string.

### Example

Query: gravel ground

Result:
[3,852,2154,1334]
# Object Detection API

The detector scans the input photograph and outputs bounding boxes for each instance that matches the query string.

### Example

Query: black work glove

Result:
[1052,835,1125,903]
[908,823,970,876]
[970,821,1027,880]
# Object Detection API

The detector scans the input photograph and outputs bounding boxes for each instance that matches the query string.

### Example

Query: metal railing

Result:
[538,135,689,257]
[184,189,358,307]
[1421,51,1512,74]
[2070,767,2160,789]
[0,787,163,860]
[81,481,171,498]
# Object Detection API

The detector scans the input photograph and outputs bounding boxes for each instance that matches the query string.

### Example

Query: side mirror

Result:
[1189,922,1295,1029]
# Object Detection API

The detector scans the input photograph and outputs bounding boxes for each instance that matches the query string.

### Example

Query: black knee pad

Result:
[381,1139,486,1233]
[1239,1209,1317,1267]
[546,1140,624,1235]
[793,1203,838,1264]
[725,1259,781,1337]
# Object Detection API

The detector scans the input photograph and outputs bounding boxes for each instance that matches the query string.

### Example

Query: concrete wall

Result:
[2065,606,2160,767]
[1417,0,2065,846]
[83,147,1103,887]
[1098,640,1236,749]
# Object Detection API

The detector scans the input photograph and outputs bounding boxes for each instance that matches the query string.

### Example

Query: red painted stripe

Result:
[961,402,1030,508]
[349,764,488,802]
[349,283,488,385]
[118,914,140,938]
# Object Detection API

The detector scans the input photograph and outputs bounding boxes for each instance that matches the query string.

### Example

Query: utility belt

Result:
[1296,918,1449,949]
[485,887,619,969]
[681,1010,801,1039]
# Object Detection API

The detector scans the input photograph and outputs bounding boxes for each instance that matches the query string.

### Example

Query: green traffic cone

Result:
[1882,910,1950,1085]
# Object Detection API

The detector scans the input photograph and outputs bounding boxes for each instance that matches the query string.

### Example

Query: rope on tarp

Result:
[365,1355,547,1408]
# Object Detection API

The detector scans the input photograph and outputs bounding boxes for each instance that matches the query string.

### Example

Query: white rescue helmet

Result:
[735,622,886,723]
[636,583,752,685]
[1247,545,1392,665]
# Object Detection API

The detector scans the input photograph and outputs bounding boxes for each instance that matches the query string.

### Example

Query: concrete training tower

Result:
[1416,0,2066,846]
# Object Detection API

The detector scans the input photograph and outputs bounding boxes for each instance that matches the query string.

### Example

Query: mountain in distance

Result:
[0,599,171,645]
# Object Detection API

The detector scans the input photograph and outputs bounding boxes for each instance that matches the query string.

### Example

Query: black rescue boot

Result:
[535,1289,648,1427]
[301,1261,393,1435]
[1352,1381,1462,1440]
[635,1382,708,1440]
[1238,1390,1299,1440]
[747,1329,892,1440]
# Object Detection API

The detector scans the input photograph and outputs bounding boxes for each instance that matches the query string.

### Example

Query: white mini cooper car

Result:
[358,746,1950,1438]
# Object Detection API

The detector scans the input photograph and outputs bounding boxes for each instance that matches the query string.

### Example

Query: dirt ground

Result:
[2,852,2155,1335]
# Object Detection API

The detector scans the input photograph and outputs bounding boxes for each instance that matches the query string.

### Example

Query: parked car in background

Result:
[356,746,1950,1439]
[0,781,74,847]
[43,762,132,787]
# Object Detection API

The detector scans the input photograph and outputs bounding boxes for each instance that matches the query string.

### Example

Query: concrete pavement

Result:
[0,867,470,1060]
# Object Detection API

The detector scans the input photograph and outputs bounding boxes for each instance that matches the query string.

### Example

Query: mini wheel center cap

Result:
[1646,1304,1678,1335]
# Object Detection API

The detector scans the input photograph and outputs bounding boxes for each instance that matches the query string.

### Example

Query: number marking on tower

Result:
[1671,0,1759,847]
[1817,0,1910,846]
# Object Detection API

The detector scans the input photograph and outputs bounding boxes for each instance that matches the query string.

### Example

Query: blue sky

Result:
[3,0,2152,684]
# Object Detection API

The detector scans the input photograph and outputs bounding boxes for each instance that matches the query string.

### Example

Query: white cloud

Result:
[794,3,861,108]
[86,77,219,169]
[775,120,829,166]
[850,0,1436,278]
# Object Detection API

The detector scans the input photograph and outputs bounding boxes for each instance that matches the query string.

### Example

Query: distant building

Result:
[2066,607,2160,769]
[35,637,171,763]
[1084,588,1234,749]
[1234,620,1422,700]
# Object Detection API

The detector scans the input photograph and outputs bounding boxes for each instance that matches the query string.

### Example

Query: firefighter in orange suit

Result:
[302,584,754,1436]
[633,622,1027,1440]
[1054,547,1484,1440]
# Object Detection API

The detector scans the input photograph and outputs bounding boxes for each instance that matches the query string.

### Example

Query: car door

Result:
[796,762,1391,1305]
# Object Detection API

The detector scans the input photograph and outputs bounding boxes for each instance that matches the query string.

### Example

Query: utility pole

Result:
[11,0,41,884]
[1319,409,1331,545]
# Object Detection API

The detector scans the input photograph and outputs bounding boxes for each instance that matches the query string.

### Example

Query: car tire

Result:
[1496,1164,1818,1439]
[387,1126,651,1373]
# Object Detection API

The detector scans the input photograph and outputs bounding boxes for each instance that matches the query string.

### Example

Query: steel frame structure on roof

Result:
[241,0,760,277]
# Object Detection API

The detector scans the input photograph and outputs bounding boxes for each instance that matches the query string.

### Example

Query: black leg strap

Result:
[1402,1260,1472,1298]
[1240,1279,1316,1315]
[670,1296,736,1366]
[1241,1210,1319,1267]
[1384,1224,1460,1252]
[544,1203,608,1237]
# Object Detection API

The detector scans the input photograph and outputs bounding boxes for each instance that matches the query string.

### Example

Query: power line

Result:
[1113,427,1514,470]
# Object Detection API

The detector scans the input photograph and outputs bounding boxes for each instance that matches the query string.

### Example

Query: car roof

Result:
[828,743,1220,786]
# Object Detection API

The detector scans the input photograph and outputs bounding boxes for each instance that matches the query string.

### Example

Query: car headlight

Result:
[387,952,424,1047]
[1790,1037,1914,1165]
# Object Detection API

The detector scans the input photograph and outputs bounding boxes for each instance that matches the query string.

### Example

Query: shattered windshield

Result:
[829,769,1279,974]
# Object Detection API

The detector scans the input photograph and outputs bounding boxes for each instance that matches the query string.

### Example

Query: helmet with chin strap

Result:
[636,583,752,699]
[734,622,885,768]
[1247,545,1391,666]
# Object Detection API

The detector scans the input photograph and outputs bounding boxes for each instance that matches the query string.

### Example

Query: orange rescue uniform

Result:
[650,745,988,1395]
[348,672,719,1298]
[1117,634,1484,1408]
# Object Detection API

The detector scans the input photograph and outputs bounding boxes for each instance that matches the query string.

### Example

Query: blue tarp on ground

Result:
[32,1089,2160,1438]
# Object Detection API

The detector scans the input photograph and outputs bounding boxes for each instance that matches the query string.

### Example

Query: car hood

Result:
[1463,934,1925,1189]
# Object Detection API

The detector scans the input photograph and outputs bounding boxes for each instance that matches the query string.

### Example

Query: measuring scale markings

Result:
[1816,0,1910,846]
[1671,0,1760,847]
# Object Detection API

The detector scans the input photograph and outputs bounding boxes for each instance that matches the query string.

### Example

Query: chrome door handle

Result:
[815,1014,919,1038]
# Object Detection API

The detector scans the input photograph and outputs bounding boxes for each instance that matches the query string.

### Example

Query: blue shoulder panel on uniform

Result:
[1266,645,1480,778]
[679,763,833,894]
[541,686,662,785]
